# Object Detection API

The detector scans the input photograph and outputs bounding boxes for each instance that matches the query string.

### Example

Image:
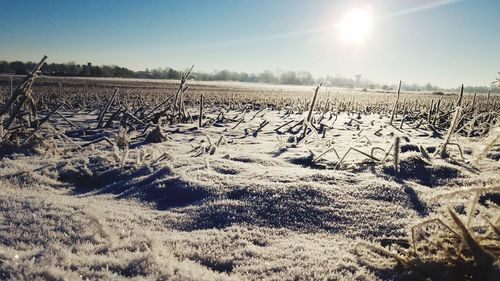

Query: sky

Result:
[0,0,499,88]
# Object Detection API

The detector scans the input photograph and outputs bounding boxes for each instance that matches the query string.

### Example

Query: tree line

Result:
[0,61,316,85]
[0,60,497,93]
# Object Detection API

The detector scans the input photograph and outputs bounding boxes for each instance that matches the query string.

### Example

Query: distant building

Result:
[355,74,362,88]
[85,62,92,75]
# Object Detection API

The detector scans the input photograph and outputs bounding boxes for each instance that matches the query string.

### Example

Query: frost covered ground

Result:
[0,98,499,280]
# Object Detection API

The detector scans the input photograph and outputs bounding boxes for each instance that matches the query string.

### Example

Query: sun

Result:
[338,8,373,44]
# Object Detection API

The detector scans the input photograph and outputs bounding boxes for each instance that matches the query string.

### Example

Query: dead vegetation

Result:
[0,58,499,280]
[357,185,499,281]
[3,57,498,170]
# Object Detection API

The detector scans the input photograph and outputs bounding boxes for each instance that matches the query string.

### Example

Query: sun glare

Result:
[338,8,373,44]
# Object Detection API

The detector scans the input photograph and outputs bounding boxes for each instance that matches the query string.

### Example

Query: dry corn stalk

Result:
[435,106,462,158]
[1,55,47,130]
[393,137,400,176]
[389,80,402,125]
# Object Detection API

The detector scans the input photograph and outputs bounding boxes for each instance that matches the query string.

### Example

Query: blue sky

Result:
[0,0,499,87]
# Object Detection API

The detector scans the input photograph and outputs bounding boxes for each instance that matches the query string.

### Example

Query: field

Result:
[0,66,499,280]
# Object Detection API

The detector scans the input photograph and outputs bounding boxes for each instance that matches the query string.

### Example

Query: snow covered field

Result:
[0,77,498,280]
